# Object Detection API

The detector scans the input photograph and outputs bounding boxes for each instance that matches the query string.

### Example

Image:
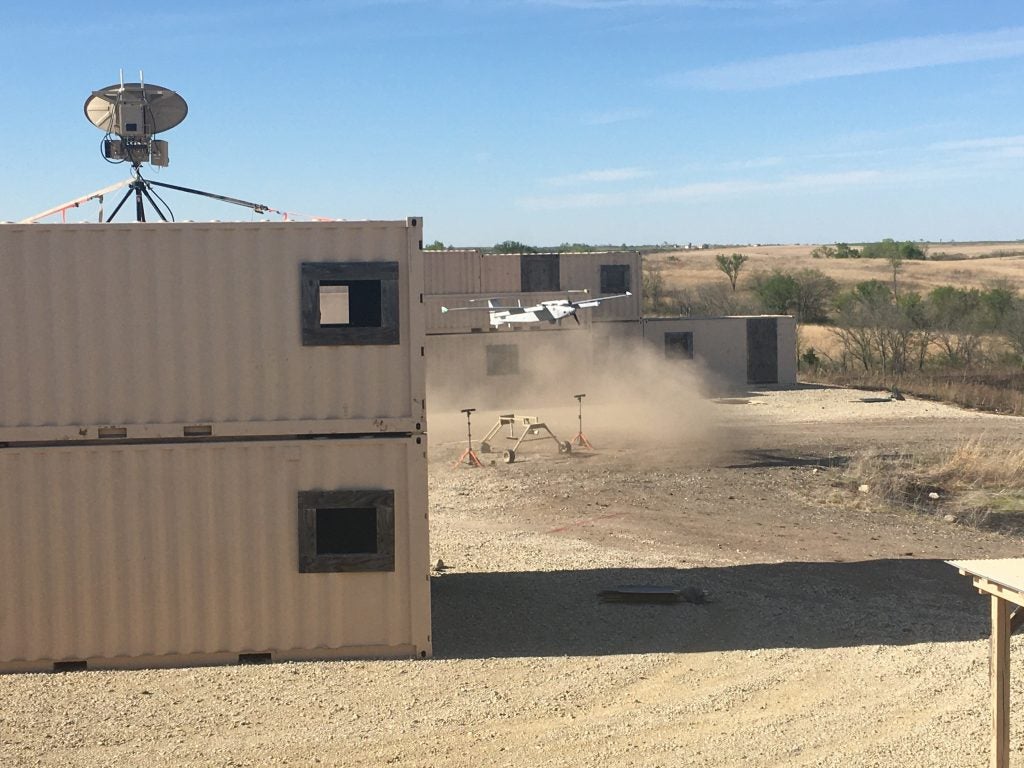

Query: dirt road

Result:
[3,386,1023,767]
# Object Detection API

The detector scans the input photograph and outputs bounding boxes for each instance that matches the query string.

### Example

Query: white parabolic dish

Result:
[83,83,188,135]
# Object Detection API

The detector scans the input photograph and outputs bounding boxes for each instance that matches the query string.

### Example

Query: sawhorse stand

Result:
[453,408,484,468]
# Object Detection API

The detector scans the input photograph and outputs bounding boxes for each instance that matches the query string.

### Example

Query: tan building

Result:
[422,249,797,399]
[641,316,798,388]
[0,220,431,672]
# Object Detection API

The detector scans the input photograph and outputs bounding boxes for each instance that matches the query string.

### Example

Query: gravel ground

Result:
[3,385,1023,767]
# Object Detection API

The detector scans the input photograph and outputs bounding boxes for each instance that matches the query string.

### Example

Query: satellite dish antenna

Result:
[83,71,187,169]
[84,82,188,136]
[58,71,273,223]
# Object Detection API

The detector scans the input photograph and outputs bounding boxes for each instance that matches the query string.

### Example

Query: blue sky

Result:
[2,1,1024,246]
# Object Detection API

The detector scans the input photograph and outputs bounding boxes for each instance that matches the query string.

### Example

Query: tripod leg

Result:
[140,185,169,222]
[135,185,146,222]
[106,188,135,222]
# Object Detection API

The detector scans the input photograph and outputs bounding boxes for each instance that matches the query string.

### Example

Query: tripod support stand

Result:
[453,408,484,469]
[571,393,593,450]
[104,165,272,223]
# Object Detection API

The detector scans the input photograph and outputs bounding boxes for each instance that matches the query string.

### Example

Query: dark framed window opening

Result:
[664,331,694,360]
[301,262,400,345]
[520,253,560,292]
[298,490,396,572]
[486,344,520,376]
[600,264,630,295]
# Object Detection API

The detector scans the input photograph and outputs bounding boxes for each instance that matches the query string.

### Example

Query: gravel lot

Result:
[3,386,1024,767]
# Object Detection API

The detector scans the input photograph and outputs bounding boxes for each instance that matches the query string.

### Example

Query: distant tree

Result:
[492,240,537,254]
[926,286,986,366]
[557,242,597,253]
[811,243,860,259]
[790,269,839,323]
[860,239,927,261]
[832,281,898,373]
[751,271,799,315]
[979,281,1016,330]
[424,240,446,250]
[750,268,836,322]
[690,282,757,316]
[1004,304,1024,361]
[715,252,749,292]
[887,248,904,299]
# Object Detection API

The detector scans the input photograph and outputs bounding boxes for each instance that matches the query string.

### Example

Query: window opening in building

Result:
[520,254,560,292]
[664,331,694,360]
[298,490,395,572]
[316,507,378,554]
[301,262,399,345]
[318,281,383,327]
[600,264,630,295]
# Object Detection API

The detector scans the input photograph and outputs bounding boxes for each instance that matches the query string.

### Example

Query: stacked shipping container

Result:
[0,220,431,671]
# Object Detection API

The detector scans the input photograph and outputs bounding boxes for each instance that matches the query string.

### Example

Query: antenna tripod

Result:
[20,78,284,225]
[453,408,485,469]
[571,393,593,450]
[105,165,271,223]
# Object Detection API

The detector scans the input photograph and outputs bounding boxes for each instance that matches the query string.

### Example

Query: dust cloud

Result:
[427,335,728,460]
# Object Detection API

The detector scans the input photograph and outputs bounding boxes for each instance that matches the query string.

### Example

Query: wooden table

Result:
[950,559,1024,768]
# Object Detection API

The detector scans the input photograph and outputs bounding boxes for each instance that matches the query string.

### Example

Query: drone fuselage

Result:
[489,299,576,327]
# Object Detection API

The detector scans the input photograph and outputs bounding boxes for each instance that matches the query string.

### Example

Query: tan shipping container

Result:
[559,251,642,322]
[422,249,482,294]
[480,253,521,294]
[0,220,426,442]
[0,436,431,672]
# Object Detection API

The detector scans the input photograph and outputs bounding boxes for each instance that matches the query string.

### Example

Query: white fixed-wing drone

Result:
[441,290,632,327]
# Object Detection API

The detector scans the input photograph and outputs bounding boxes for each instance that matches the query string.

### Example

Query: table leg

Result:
[993,595,1011,768]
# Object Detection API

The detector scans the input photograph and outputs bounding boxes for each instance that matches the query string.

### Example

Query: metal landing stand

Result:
[478,413,572,464]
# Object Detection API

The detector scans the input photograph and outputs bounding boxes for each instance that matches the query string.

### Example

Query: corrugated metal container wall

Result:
[422,249,481,294]
[480,253,521,293]
[559,251,642,322]
[0,221,426,442]
[424,292,594,335]
[423,295,491,334]
[0,437,430,672]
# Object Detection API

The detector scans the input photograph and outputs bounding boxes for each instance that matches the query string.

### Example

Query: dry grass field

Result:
[649,242,1024,295]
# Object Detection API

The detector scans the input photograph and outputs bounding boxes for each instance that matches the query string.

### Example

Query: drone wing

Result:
[570,290,632,309]
[441,297,527,313]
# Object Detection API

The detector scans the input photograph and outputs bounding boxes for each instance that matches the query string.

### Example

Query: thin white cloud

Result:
[721,156,786,170]
[543,167,654,186]
[930,135,1024,151]
[527,0,818,8]
[520,169,885,209]
[665,26,1024,90]
[584,108,650,125]
[531,0,737,7]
